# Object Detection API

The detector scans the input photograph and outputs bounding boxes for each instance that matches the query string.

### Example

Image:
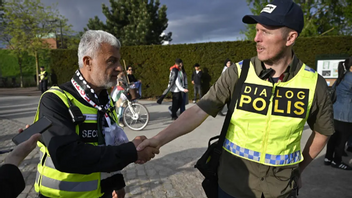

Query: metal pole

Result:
[60,20,63,48]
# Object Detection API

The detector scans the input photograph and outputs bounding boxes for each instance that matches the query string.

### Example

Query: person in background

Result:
[0,133,41,198]
[324,57,352,170]
[39,66,48,94]
[191,63,203,103]
[111,73,129,137]
[157,58,188,120]
[126,66,142,97]
[222,58,232,73]
[137,1,334,197]
[180,63,188,114]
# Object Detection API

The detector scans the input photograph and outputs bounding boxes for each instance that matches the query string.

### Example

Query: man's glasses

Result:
[128,69,133,71]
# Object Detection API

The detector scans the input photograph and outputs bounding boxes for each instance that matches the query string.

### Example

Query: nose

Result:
[254,31,262,43]
[115,61,122,71]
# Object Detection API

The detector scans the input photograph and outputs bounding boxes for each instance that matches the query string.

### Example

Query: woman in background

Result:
[324,57,352,170]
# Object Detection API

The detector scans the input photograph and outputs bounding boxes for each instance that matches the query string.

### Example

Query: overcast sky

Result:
[41,0,253,44]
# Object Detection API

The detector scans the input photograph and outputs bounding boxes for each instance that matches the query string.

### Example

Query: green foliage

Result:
[48,36,352,98]
[243,0,352,40]
[84,0,172,46]
[2,0,69,52]
[49,49,78,85]
[0,50,35,76]
[1,0,74,86]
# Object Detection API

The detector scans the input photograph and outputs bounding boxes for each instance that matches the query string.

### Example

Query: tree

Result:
[84,0,172,46]
[242,0,352,40]
[2,0,74,87]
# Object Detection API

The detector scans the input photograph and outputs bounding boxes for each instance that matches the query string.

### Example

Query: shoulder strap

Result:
[216,59,250,149]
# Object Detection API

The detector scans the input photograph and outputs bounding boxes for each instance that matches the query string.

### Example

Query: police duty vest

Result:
[223,61,318,166]
[40,71,48,80]
[34,87,117,198]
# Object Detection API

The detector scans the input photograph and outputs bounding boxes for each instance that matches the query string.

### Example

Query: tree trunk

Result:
[18,56,23,88]
[35,51,40,89]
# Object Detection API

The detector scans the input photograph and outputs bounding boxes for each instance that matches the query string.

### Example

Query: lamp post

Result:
[59,20,63,49]
[48,19,63,48]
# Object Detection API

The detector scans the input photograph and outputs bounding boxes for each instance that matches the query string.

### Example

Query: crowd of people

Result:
[2,0,352,198]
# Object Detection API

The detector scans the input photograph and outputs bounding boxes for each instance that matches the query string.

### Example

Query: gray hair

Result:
[78,30,121,68]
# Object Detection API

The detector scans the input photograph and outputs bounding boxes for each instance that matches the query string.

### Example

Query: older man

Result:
[33,30,158,198]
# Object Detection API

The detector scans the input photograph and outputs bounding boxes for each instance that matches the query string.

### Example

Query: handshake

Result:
[131,136,160,164]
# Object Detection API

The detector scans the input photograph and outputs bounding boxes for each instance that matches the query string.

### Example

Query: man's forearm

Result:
[154,105,208,147]
[299,131,329,173]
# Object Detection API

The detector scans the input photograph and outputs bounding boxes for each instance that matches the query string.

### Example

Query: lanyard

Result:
[71,78,113,128]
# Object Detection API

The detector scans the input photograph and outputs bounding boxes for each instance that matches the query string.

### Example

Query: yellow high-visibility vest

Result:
[224,61,318,166]
[34,86,117,198]
[40,71,48,80]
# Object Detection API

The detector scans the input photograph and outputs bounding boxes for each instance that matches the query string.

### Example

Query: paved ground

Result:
[0,88,351,198]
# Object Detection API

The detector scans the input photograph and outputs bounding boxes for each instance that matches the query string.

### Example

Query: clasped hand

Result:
[132,136,159,164]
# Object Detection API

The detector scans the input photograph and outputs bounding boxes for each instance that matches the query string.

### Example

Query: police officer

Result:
[39,66,48,94]
[137,0,334,197]
[34,30,158,198]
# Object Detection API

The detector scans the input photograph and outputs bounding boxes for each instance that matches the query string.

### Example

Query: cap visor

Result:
[242,15,283,27]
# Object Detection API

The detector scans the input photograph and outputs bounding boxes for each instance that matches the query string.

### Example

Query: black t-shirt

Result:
[127,74,137,83]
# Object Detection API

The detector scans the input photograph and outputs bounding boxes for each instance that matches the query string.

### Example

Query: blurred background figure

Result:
[191,63,202,103]
[222,58,232,73]
[38,66,48,94]
[324,57,352,170]
[126,66,142,97]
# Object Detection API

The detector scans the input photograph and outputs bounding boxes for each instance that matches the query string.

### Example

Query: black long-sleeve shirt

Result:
[38,82,137,174]
[0,164,25,198]
[192,70,203,85]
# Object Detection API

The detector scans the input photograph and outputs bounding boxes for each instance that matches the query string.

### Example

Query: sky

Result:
[42,0,253,44]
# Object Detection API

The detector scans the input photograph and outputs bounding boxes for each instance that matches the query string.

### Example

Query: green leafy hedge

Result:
[2,36,352,94]
[0,49,52,87]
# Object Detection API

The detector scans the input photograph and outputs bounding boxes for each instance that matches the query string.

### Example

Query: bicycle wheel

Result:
[123,102,150,131]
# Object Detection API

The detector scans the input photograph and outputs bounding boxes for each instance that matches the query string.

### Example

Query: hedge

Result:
[2,36,352,95]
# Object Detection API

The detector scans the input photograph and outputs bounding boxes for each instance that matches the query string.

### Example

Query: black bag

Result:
[194,59,250,198]
[330,83,337,104]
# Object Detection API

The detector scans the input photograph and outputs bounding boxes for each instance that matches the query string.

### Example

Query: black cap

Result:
[40,66,44,68]
[175,58,183,64]
[194,63,200,67]
[242,0,304,34]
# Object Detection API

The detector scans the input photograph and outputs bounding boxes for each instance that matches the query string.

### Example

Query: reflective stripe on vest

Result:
[84,114,97,121]
[41,175,98,192]
[224,139,302,165]
[33,87,118,198]
[224,61,317,166]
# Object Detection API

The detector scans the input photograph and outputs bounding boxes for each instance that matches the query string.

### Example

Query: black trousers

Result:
[325,119,352,163]
[193,84,202,100]
[171,92,182,118]
[40,80,48,94]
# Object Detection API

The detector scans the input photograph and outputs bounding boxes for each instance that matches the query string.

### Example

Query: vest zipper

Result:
[260,84,276,163]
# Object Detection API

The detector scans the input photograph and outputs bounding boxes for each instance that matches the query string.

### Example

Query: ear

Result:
[286,31,298,47]
[83,56,92,71]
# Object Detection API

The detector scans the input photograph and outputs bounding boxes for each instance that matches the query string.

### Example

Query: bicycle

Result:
[118,87,150,131]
